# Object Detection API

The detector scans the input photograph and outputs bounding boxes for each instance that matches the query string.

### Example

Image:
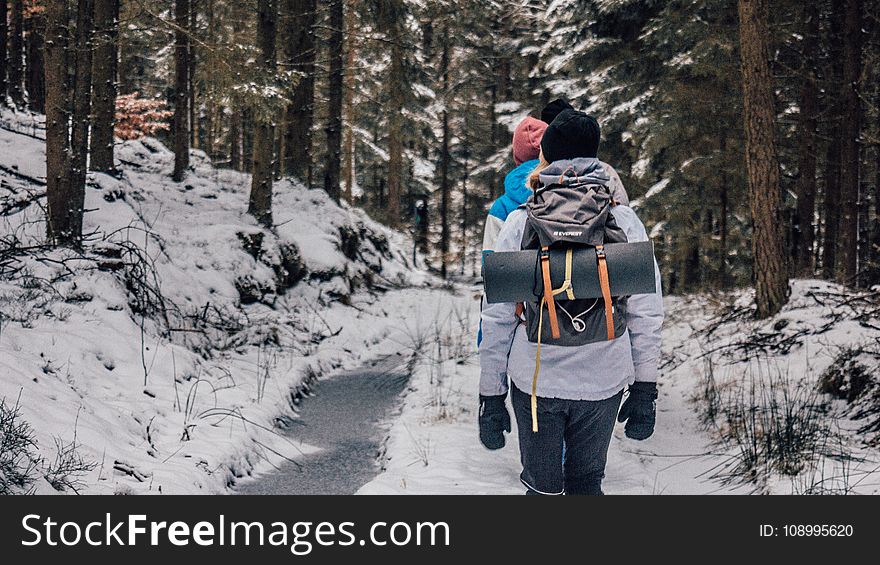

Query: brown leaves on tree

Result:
[114,93,173,141]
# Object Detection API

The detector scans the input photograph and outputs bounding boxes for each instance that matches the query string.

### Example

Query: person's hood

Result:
[537,158,610,190]
[503,159,539,205]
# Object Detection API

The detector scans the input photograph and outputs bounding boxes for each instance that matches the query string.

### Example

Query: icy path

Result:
[236,356,411,495]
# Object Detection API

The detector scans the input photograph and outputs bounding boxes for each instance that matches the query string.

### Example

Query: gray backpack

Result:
[518,169,628,347]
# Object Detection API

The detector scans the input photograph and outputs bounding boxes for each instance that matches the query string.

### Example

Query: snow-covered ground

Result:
[0,108,447,495]
[4,106,879,496]
[361,281,880,495]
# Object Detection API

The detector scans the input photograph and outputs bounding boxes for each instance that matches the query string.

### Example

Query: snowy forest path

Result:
[235,355,411,495]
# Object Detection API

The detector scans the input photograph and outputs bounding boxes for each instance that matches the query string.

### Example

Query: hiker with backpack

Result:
[478,99,629,347]
[478,109,664,495]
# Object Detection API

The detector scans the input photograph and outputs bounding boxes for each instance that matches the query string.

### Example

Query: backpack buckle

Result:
[595,245,606,259]
[540,248,550,261]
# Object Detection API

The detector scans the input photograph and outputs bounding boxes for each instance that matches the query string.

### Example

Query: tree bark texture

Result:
[737,0,789,318]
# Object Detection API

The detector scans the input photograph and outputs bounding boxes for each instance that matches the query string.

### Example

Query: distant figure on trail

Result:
[478,108,664,495]
[480,99,629,254]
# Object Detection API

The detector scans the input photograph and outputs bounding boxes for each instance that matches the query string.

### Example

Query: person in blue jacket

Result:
[481,116,548,253]
[481,99,629,253]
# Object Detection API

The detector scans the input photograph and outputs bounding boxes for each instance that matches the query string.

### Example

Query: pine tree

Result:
[324,0,344,201]
[1,0,7,105]
[24,4,45,113]
[172,0,190,182]
[835,0,864,284]
[90,0,120,173]
[793,1,819,277]
[281,0,316,185]
[438,22,450,279]
[70,0,94,228]
[45,0,78,246]
[382,0,406,225]
[738,0,789,317]
[341,0,356,203]
[248,0,278,228]
[822,2,844,278]
[8,0,23,105]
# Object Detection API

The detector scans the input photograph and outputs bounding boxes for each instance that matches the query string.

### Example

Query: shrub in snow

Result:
[819,348,873,403]
[0,397,40,494]
[115,93,173,140]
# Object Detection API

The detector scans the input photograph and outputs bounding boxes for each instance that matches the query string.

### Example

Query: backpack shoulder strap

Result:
[540,246,561,340]
[595,245,615,341]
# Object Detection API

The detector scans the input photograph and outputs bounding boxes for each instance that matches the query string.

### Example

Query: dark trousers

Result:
[511,383,623,495]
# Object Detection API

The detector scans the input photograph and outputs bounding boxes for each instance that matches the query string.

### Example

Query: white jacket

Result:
[478,205,663,400]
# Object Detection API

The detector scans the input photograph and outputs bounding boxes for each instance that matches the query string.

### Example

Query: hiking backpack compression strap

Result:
[595,245,615,341]
[540,246,561,340]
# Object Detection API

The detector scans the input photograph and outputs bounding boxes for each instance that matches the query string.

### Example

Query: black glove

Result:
[479,394,511,450]
[617,382,657,440]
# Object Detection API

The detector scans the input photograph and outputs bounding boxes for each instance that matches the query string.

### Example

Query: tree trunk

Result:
[1,0,7,104]
[230,104,241,171]
[243,106,253,171]
[857,141,869,286]
[25,9,46,113]
[324,0,343,201]
[385,0,405,225]
[737,0,789,318]
[90,0,118,173]
[719,167,729,288]
[282,0,316,185]
[874,100,880,284]
[460,147,469,276]
[683,212,701,291]
[8,0,23,105]
[822,4,844,279]
[188,0,198,149]
[793,1,819,277]
[874,68,880,285]
[45,1,77,246]
[341,0,356,203]
[248,0,278,227]
[172,0,190,182]
[835,0,863,284]
[439,25,450,279]
[70,0,94,223]
[718,134,730,288]
[204,0,215,160]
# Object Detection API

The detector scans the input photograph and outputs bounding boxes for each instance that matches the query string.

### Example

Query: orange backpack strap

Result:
[595,245,615,341]
[540,246,561,340]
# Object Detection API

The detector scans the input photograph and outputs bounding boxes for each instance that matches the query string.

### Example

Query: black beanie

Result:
[540,109,601,162]
[540,99,574,125]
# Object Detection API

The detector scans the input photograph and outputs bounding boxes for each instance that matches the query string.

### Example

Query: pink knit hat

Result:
[512,116,548,166]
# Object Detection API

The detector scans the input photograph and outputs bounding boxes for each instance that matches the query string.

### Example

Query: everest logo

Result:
[553,230,583,237]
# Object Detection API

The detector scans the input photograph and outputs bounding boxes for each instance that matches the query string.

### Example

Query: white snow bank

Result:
[0,108,438,494]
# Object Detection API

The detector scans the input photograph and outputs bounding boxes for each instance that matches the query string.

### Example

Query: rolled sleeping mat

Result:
[483,241,656,304]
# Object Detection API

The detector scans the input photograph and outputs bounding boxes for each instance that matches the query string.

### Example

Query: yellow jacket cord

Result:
[531,249,576,433]
[531,296,545,432]
[563,248,575,300]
